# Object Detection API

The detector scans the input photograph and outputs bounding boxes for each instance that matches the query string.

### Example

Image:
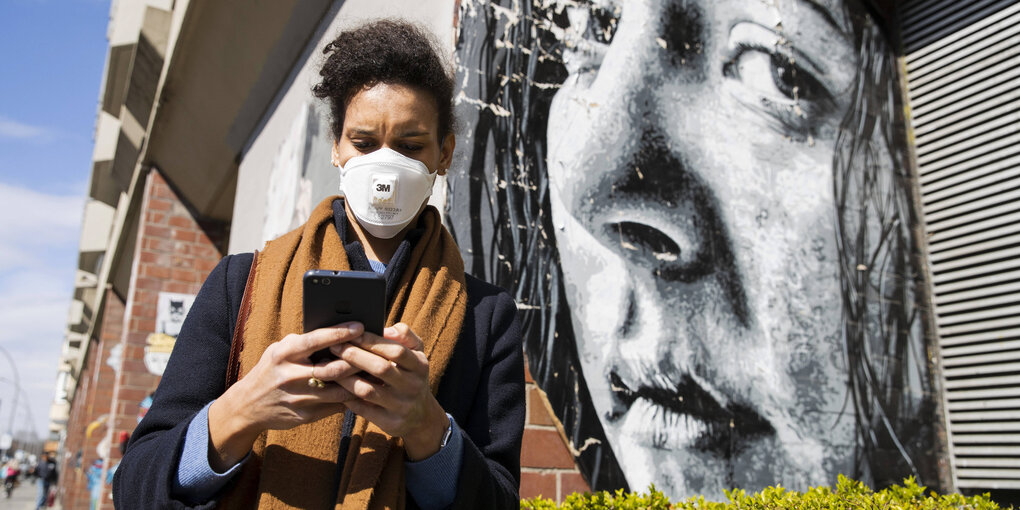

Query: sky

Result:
[0,0,110,441]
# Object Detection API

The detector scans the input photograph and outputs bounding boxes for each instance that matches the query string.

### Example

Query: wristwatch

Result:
[439,414,454,449]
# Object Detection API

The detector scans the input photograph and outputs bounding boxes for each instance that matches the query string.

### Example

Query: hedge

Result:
[521,475,1009,509]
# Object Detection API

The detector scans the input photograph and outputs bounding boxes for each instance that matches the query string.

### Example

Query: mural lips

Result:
[608,371,773,456]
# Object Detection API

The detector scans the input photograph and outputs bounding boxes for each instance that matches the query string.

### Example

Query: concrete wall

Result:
[449,0,942,501]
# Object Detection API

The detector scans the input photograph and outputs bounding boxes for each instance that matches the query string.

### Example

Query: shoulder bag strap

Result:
[225,250,259,389]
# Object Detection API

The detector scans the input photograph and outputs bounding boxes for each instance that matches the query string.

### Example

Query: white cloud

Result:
[0,182,84,439]
[0,182,84,240]
[0,116,52,141]
[0,269,70,322]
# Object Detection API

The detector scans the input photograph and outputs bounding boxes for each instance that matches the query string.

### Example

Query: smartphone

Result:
[303,269,386,363]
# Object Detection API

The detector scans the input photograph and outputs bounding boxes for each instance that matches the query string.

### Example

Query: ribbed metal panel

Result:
[952,410,1020,421]
[943,348,1020,367]
[902,0,1020,492]
[943,339,1020,359]
[949,398,1020,412]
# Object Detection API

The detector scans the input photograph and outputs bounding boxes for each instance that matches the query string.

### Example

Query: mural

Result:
[450,0,940,499]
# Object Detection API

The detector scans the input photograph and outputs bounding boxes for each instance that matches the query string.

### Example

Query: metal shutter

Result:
[900,0,1020,491]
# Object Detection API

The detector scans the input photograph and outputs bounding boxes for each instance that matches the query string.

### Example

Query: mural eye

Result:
[728,48,800,103]
[770,57,798,99]
[722,42,835,133]
[726,43,828,105]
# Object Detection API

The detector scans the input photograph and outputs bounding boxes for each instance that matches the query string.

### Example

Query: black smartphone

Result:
[303,270,386,363]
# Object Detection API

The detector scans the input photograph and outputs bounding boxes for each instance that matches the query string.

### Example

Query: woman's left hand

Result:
[316,322,450,461]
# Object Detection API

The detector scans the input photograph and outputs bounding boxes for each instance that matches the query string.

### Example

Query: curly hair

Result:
[313,19,457,139]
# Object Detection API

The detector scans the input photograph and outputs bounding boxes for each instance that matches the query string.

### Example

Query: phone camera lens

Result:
[322,278,331,286]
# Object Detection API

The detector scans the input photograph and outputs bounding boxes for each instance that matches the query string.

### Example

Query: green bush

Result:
[521,475,1009,509]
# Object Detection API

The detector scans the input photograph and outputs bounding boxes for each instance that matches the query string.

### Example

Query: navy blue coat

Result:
[112,252,525,509]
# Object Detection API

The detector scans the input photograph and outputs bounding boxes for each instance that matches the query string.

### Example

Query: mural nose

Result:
[602,221,712,283]
[588,141,751,326]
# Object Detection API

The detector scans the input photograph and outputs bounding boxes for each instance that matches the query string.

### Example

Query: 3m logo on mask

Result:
[339,147,435,239]
[371,174,397,205]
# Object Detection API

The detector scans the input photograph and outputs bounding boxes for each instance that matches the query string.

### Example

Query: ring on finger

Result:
[308,366,325,389]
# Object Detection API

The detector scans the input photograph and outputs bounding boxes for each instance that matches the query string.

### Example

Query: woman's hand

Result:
[318,322,450,461]
[206,323,363,471]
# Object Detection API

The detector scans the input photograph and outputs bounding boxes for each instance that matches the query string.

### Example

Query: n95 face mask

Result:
[339,147,437,239]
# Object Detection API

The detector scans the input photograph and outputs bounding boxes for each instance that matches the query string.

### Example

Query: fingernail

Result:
[384,326,396,336]
[343,322,364,334]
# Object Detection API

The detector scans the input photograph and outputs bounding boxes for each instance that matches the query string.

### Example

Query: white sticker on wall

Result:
[145,291,196,376]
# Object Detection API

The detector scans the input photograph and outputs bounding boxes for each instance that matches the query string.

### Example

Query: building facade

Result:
[51,0,1020,508]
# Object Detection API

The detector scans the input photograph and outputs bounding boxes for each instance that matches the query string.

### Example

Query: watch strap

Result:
[439,414,454,448]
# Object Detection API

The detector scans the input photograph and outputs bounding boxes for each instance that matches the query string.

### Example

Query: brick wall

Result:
[520,358,591,502]
[82,169,226,510]
[59,339,97,509]
[58,288,123,510]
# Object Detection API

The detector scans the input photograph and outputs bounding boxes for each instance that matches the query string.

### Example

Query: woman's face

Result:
[332,82,453,177]
[545,0,860,497]
[331,82,455,242]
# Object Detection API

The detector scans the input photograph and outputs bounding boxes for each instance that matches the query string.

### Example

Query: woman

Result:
[450,0,938,499]
[114,20,524,509]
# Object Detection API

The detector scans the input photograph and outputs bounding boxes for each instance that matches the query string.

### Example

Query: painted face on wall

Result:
[545,0,860,496]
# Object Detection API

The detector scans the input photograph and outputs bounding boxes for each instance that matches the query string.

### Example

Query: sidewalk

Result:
[0,480,61,510]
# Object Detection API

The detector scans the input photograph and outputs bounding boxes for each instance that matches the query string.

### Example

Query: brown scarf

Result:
[219,196,468,509]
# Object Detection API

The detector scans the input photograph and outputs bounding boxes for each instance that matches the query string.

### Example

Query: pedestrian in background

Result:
[34,452,58,509]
